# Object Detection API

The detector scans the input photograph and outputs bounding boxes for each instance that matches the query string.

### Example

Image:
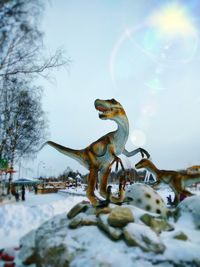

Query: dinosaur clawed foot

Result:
[96,199,110,208]
[89,184,126,207]
[88,197,110,208]
[105,184,125,205]
[139,148,150,159]
[109,156,125,172]
[86,193,101,207]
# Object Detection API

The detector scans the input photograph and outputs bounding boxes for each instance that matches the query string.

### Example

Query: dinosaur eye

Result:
[110,98,117,104]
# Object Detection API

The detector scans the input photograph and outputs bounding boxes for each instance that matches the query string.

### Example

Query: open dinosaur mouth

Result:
[135,163,140,169]
[96,105,112,118]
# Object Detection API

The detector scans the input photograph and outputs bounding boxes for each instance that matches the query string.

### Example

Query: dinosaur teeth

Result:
[99,110,109,114]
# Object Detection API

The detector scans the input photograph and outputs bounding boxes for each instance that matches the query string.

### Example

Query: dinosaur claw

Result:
[140,148,150,159]
[96,200,110,208]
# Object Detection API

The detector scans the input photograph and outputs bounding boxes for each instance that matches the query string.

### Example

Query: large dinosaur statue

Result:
[44,98,150,205]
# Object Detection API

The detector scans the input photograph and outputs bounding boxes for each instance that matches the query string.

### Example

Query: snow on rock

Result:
[140,213,174,234]
[97,213,123,240]
[1,188,200,266]
[175,195,200,229]
[107,206,134,227]
[18,230,36,265]
[123,222,166,253]
[69,213,97,229]
[18,198,200,267]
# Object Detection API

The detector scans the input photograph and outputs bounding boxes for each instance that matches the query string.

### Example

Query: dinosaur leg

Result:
[180,188,194,196]
[173,186,193,205]
[109,177,126,205]
[99,155,124,199]
[99,166,111,199]
[86,168,99,206]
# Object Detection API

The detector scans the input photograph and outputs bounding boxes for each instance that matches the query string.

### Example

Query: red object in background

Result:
[4,263,15,267]
[5,168,16,174]
[1,254,15,262]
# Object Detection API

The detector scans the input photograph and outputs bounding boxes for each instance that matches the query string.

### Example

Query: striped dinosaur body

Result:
[135,158,200,205]
[44,99,150,205]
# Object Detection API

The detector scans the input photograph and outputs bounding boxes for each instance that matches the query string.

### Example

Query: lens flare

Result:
[130,129,146,147]
[149,4,196,37]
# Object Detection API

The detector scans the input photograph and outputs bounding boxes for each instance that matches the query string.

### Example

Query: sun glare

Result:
[149,4,196,37]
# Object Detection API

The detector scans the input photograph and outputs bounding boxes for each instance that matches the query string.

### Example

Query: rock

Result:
[125,183,168,218]
[173,231,188,241]
[175,196,200,229]
[97,214,123,240]
[69,213,97,229]
[85,205,97,216]
[123,223,165,254]
[140,213,174,234]
[35,214,71,267]
[19,230,36,265]
[18,214,71,267]
[107,206,134,227]
[67,200,90,219]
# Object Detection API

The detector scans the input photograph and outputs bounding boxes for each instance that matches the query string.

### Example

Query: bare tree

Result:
[0,0,68,79]
[0,76,48,167]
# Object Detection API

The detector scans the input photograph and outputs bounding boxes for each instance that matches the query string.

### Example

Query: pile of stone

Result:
[67,200,173,252]
[18,184,200,267]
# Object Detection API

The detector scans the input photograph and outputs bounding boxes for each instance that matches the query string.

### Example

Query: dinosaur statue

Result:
[43,98,150,206]
[135,158,200,205]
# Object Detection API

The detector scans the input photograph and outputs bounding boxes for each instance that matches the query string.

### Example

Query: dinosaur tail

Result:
[44,141,87,167]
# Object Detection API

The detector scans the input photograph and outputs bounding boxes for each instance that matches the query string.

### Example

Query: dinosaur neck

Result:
[113,113,129,150]
[146,161,160,176]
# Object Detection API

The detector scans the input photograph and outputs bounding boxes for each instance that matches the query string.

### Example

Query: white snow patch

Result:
[0,192,86,248]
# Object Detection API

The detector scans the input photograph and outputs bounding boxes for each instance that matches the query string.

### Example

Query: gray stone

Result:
[140,213,174,234]
[19,230,36,265]
[123,223,165,254]
[35,214,72,267]
[107,206,134,227]
[97,214,123,240]
[173,231,188,241]
[69,213,97,229]
[67,200,91,219]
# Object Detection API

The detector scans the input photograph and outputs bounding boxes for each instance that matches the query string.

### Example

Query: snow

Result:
[59,186,86,196]
[125,222,161,244]
[0,185,200,266]
[0,192,87,248]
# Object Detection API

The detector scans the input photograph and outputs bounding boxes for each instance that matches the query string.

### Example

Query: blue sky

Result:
[20,0,200,177]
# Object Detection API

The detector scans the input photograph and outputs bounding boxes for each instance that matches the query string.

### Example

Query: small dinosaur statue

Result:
[43,98,150,206]
[135,158,200,205]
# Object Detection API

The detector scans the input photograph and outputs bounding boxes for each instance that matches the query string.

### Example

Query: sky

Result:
[18,0,200,178]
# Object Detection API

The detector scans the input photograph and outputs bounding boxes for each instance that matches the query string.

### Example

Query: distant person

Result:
[34,185,38,194]
[15,190,19,201]
[11,184,19,202]
[21,185,25,201]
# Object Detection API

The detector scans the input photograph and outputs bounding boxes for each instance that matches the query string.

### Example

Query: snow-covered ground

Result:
[0,191,87,248]
[0,185,200,266]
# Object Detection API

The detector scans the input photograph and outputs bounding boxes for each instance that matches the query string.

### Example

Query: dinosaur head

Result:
[94,98,126,121]
[135,158,151,169]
